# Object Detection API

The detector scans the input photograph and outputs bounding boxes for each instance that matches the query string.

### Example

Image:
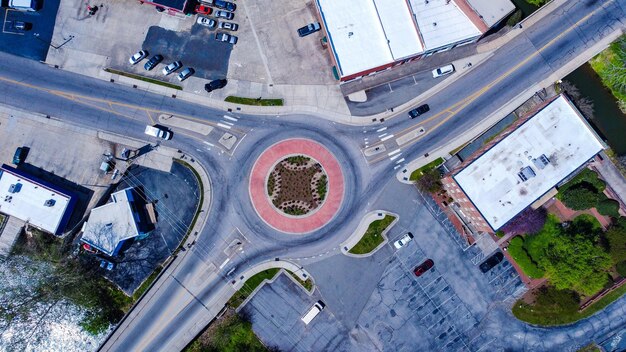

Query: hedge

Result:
[508,236,545,278]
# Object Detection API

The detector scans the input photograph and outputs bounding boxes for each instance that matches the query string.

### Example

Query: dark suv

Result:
[144,54,163,71]
[205,79,227,92]
[408,104,430,118]
[214,0,236,12]
[479,252,504,273]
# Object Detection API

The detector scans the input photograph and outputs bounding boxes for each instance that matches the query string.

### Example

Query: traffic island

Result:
[341,211,398,257]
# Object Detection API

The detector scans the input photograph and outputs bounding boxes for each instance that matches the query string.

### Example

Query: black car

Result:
[13,147,27,165]
[205,79,227,92]
[408,104,430,118]
[144,54,164,71]
[214,0,236,12]
[298,22,321,37]
[414,259,434,277]
[479,252,504,273]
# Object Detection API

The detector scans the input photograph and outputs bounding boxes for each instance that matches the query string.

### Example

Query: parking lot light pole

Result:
[33,33,75,49]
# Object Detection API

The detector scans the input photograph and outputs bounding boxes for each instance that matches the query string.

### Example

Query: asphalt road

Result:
[0,0,624,350]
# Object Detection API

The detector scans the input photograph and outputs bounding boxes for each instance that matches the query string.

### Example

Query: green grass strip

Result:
[410,157,444,181]
[105,68,183,90]
[225,96,284,106]
[512,283,626,326]
[349,215,396,255]
[228,269,280,308]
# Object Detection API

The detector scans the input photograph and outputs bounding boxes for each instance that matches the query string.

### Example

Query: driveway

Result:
[0,0,61,60]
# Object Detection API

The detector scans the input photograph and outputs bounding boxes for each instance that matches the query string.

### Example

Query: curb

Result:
[341,211,399,258]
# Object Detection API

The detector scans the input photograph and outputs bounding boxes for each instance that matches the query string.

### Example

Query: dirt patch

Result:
[267,155,327,216]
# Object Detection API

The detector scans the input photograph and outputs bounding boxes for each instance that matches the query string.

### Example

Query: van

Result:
[301,300,325,325]
[144,125,172,140]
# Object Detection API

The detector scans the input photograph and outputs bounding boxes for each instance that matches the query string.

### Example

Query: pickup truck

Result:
[144,125,172,140]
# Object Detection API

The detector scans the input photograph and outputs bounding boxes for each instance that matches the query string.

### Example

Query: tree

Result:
[596,198,621,218]
[605,220,626,264]
[560,185,601,210]
[526,0,549,6]
[415,168,442,193]
[501,207,547,235]
[538,232,612,296]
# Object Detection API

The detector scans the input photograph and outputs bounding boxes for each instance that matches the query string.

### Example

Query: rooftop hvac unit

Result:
[532,154,551,170]
[517,166,536,182]
[8,183,22,193]
[44,199,56,207]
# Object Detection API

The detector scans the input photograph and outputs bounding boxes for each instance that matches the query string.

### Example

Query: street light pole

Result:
[33,33,75,49]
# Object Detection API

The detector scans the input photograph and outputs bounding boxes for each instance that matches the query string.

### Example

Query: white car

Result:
[393,232,414,249]
[129,50,148,65]
[432,64,455,78]
[197,16,216,28]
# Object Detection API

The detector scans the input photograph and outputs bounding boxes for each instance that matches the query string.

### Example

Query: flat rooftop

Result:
[0,165,73,235]
[409,0,482,50]
[317,0,424,78]
[81,188,139,256]
[454,95,605,230]
[466,0,516,27]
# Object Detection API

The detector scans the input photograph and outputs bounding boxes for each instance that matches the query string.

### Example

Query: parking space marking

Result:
[2,9,24,36]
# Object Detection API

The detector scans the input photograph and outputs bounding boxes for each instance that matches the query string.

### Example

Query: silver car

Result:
[177,67,195,81]
[129,50,148,65]
[214,10,234,20]
[215,32,238,44]
[218,21,238,31]
[162,61,182,75]
[197,16,216,28]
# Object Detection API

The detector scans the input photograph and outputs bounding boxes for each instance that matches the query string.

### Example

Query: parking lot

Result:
[103,162,200,295]
[0,0,61,61]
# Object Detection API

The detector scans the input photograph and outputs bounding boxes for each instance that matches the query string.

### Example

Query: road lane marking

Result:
[203,141,215,147]
[219,258,230,269]
[376,127,387,132]
[223,115,238,121]
[217,123,232,129]
[388,149,401,156]
[220,121,234,126]
[380,134,394,142]
[395,158,405,164]
[378,133,388,138]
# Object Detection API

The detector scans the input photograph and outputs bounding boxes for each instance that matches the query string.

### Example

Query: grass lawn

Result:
[512,283,626,326]
[287,270,314,292]
[225,96,284,106]
[184,312,268,352]
[590,39,626,103]
[227,268,280,308]
[349,215,396,255]
[104,68,182,90]
[409,157,444,181]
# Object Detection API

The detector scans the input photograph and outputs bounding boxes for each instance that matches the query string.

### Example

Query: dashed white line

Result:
[203,141,215,147]
[380,134,394,142]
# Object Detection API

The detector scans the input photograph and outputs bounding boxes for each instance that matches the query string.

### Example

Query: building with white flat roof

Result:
[315,0,514,81]
[80,187,153,257]
[442,95,605,233]
[0,164,76,236]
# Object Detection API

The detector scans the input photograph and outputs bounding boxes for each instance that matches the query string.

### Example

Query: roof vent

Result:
[44,199,56,207]
[532,154,551,170]
[517,166,536,182]
[8,183,22,193]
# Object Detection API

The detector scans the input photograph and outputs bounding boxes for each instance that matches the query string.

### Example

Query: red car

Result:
[195,4,212,15]
[414,259,434,277]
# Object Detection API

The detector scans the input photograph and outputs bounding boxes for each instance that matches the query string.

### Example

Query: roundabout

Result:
[249,138,344,234]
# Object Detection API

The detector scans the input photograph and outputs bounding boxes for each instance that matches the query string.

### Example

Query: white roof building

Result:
[0,165,75,236]
[453,95,605,230]
[81,188,150,256]
[315,0,514,81]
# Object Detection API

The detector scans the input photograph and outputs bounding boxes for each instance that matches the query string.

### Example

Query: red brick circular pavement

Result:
[249,139,345,234]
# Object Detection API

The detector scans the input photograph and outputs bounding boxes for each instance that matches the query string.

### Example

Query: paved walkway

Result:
[0,216,24,257]
[592,152,626,212]
[248,139,344,234]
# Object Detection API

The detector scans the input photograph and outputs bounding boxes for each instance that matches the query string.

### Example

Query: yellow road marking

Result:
[365,0,612,164]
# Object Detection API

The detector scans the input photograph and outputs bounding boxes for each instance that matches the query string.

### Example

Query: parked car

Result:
[13,146,27,165]
[479,252,504,273]
[129,50,148,65]
[9,0,38,11]
[197,16,216,28]
[393,232,414,249]
[408,104,430,118]
[204,79,227,92]
[144,125,172,140]
[218,21,238,31]
[215,32,237,44]
[144,54,163,71]
[195,4,212,15]
[432,64,455,78]
[177,67,195,81]
[214,10,234,20]
[298,22,321,37]
[162,61,182,75]
[10,21,31,31]
[213,0,236,12]
[100,259,115,271]
[414,259,434,277]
